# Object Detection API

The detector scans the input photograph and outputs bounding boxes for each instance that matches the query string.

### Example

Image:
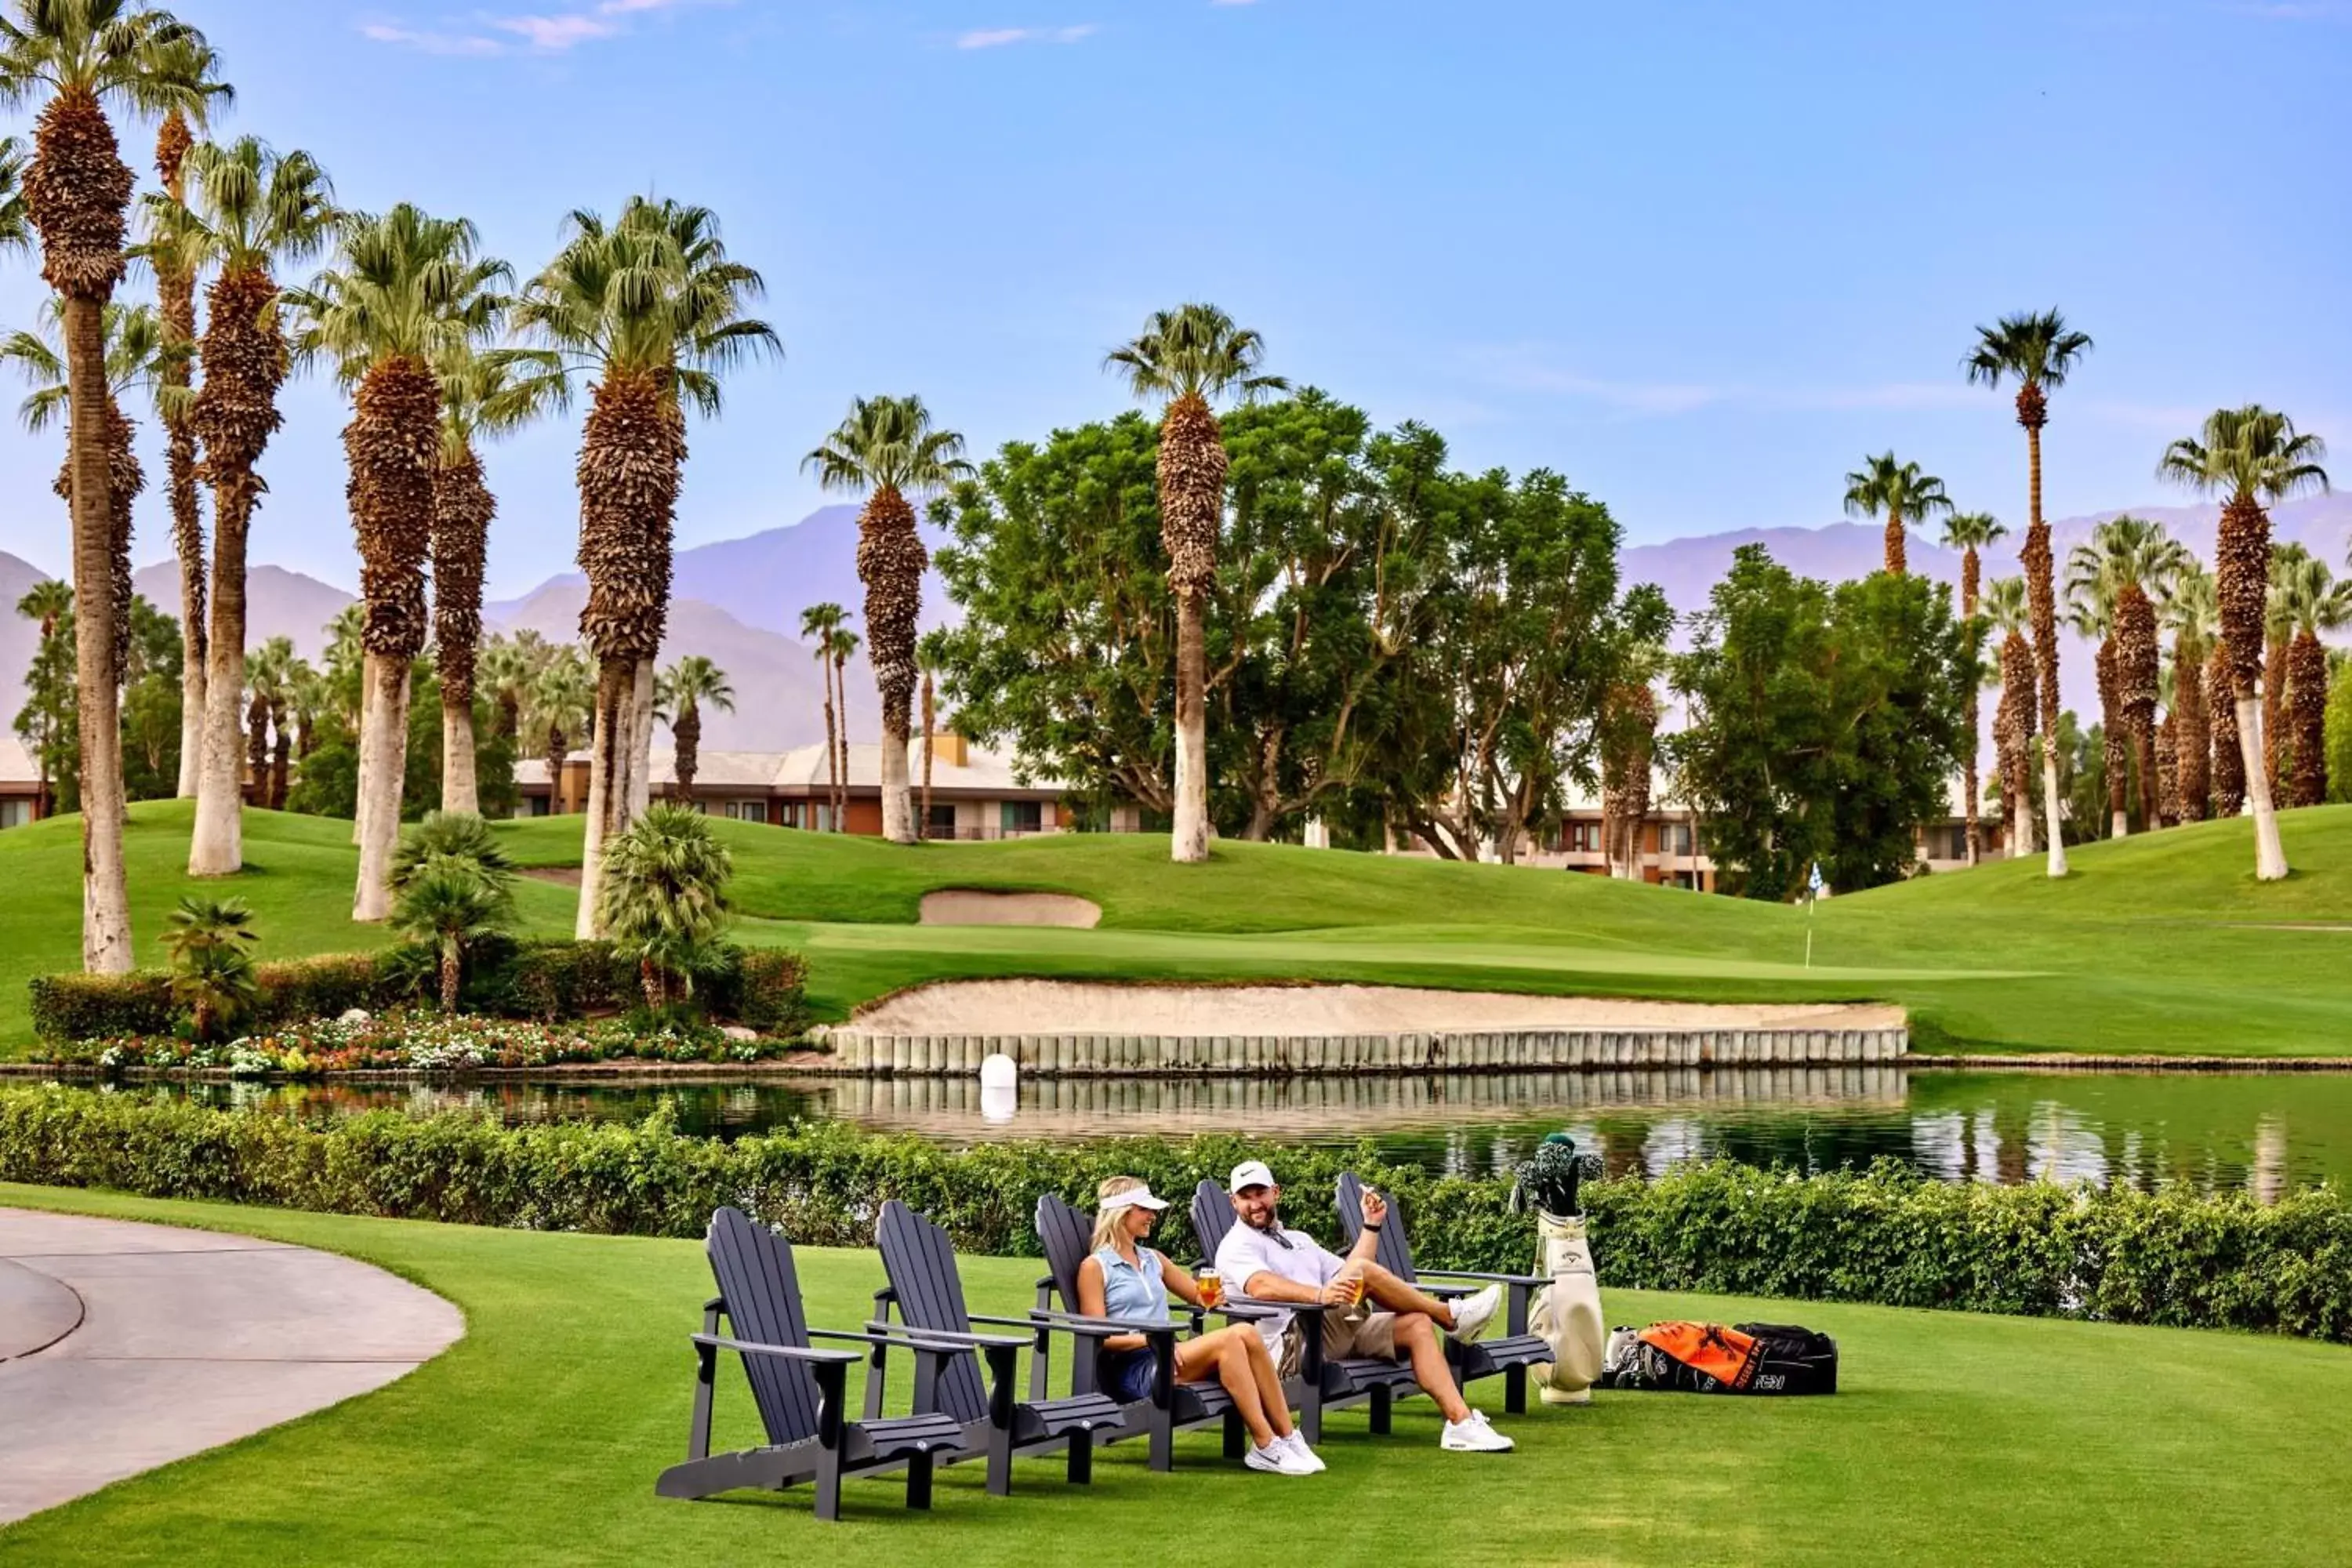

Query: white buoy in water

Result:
[979,1051,1018,1123]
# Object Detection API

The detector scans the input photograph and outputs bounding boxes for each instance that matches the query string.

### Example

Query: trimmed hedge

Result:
[3,1087,2347,1342]
[26,939,807,1045]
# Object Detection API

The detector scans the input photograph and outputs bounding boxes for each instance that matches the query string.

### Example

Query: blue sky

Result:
[3,0,2346,597]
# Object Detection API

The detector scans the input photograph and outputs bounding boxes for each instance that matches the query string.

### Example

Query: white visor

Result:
[1101,1185,1169,1213]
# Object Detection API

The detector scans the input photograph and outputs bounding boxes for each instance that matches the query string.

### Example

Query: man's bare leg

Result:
[1358,1262,1464,1327]
[1392,1312,1470,1422]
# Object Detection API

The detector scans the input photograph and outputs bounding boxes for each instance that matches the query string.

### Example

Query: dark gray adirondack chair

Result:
[1187,1178,1422,1442]
[1032,1192,1276,1469]
[656,1207,972,1521]
[869,1200,1127,1494]
[1334,1171,1553,1414]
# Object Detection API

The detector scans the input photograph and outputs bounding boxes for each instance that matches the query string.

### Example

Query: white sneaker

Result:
[1246,1440,1319,1475]
[1440,1410,1515,1453]
[1277,1432,1327,1472]
[1446,1284,1501,1344]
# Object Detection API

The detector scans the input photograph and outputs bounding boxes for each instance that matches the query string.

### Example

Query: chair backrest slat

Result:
[1190,1179,1233,1268]
[1036,1194,1093,1310]
[1335,1171,1419,1282]
[875,1200,993,1424]
[706,1207,822,1445]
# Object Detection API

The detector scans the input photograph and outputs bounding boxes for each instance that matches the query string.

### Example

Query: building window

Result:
[1000,800,1043,835]
[0,799,27,829]
[1561,820,1602,854]
[1660,822,1695,857]
[725,800,768,823]
[926,803,957,838]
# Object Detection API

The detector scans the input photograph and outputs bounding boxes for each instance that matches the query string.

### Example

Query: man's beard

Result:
[1243,1208,1279,1232]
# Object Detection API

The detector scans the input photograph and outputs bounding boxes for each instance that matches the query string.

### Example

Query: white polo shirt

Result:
[1214,1218,1346,1353]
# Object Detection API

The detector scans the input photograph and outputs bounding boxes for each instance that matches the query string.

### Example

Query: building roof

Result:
[0,737,38,790]
[514,738,1068,797]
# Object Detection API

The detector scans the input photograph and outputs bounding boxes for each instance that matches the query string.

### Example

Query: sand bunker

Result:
[852,980,1900,1036]
[919,891,1102,928]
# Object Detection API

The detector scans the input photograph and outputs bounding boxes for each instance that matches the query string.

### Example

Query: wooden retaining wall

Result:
[813,1025,1908,1078]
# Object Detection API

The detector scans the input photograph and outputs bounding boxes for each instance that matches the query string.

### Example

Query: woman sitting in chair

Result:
[1076,1175,1324,1476]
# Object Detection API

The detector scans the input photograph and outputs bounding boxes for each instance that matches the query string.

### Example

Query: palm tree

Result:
[429,343,560,817]
[243,633,292,810]
[2272,555,2350,808]
[1984,576,2037,856]
[916,630,943,840]
[1106,303,1287,863]
[2067,517,2190,833]
[803,395,971,844]
[527,645,592,815]
[2158,405,2331,880]
[515,195,778,936]
[477,628,549,746]
[1,297,162,695]
[390,812,515,1014]
[140,31,227,798]
[1940,510,2008,861]
[161,892,256,1040]
[828,624,859,829]
[14,578,72,815]
[655,655,732,803]
[1967,309,2093,877]
[155,134,333,877]
[797,601,844,829]
[596,802,732,1008]
[2065,573,2129,838]
[2159,563,2219,822]
[2,0,212,971]
[291,203,506,921]
[2260,542,2314,796]
[0,132,26,251]
[1842,453,1953,576]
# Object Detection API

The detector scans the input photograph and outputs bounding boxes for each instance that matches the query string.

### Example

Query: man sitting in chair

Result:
[1212,1159,1515,1454]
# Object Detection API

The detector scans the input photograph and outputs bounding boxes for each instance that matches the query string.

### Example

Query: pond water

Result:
[62,1065,2352,1196]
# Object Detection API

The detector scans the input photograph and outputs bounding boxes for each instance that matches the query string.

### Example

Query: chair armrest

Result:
[1229,1293,1327,1320]
[1022,1306,1181,1338]
[1417,1269,1551,1287]
[702,1296,725,1312]
[868,1317,1034,1350]
[691,1333,861,1367]
[808,1326,975,1356]
[1207,1301,1281,1323]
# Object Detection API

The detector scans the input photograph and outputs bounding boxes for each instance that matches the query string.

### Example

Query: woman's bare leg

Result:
[1177,1327,1276,1448]
[1241,1330,1295,1438]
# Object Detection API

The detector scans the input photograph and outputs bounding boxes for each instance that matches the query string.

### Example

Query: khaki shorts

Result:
[1278,1305,1399,1377]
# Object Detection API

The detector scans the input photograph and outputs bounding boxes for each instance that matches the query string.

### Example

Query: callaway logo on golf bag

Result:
[1599,1321,1838,1396]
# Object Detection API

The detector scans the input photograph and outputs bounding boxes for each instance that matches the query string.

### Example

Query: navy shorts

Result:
[1103,1348,1157,1402]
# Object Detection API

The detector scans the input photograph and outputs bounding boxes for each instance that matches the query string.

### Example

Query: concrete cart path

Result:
[0,1207,463,1526]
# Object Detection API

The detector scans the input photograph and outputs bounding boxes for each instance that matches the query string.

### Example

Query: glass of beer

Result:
[1197,1268,1224,1308]
[1338,1270,1366,1308]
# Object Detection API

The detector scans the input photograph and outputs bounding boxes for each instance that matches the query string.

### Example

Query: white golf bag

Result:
[1524,1210,1606,1404]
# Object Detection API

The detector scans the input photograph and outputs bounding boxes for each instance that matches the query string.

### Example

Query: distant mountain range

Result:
[5,494,2345,762]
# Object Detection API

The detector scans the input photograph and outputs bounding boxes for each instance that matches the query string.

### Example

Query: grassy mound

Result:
[1,800,2346,1056]
[2,1184,2345,1565]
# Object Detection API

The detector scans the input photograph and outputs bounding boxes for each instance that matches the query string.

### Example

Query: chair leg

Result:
[1505,1364,1528,1415]
[1223,1410,1247,1459]
[987,1424,1014,1497]
[1370,1383,1393,1436]
[906,1450,935,1511]
[1067,1429,1094,1484]
[1301,1386,1323,1445]
[1148,1402,1174,1472]
[815,1449,843,1523]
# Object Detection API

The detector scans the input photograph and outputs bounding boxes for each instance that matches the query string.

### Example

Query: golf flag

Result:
[1804,862,1822,969]
[1807,862,1826,900]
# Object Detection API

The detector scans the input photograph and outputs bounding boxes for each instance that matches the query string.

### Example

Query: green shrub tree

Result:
[161,895,257,1040]
[596,803,732,1010]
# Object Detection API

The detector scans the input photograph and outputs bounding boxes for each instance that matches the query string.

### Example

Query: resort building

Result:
[511,731,1094,840]
[0,739,45,829]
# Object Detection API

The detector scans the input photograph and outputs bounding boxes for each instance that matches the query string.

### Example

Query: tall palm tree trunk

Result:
[673,700,700,801]
[1160,391,1225,864]
[269,702,290,810]
[819,683,837,832]
[2018,406,2067,874]
[156,109,206,799]
[2288,630,2327,808]
[1882,510,1906,576]
[2155,717,2180,827]
[920,670,935,840]
[191,267,288,877]
[433,448,492,816]
[2134,724,2161,829]
[2209,642,2245,820]
[2216,496,2287,878]
[542,723,566,812]
[2262,634,2288,795]
[1961,547,1981,862]
[572,370,683,935]
[832,651,851,829]
[27,88,136,969]
[350,355,441,922]
[2175,641,2209,822]
[857,485,924,845]
[2096,638,2127,838]
[245,688,268,805]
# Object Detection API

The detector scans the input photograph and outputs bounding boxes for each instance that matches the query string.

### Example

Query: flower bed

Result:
[36,1011,800,1079]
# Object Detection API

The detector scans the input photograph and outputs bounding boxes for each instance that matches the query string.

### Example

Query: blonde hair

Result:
[1091,1175,1148,1251]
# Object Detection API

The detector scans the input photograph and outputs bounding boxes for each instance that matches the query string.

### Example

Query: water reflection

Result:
[64,1065,2352,1196]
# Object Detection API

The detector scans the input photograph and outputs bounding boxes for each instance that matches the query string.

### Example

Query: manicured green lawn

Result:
[2,799,2347,1056]
[2,1183,2347,1566]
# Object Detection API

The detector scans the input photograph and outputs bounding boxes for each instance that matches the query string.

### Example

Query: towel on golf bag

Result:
[1599,1321,1838,1396]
